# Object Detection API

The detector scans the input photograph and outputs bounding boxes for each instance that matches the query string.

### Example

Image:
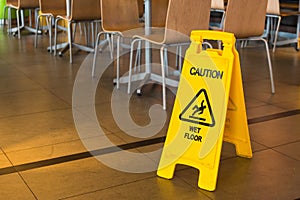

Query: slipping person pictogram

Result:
[190,100,207,121]
[179,89,215,127]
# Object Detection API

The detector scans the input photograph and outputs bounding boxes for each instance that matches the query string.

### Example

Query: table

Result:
[118,0,179,94]
[56,0,98,58]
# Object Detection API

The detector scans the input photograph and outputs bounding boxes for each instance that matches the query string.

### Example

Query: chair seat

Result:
[267,11,300,17]
[42,9,66,17]
[6,3,18,9]
[133,27,165,44]
[56,15,71,21]
[106,23,143,33]
[133,27,191,45]
[280,11,300,17]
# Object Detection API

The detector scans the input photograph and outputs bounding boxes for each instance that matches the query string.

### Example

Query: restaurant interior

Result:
[0,0,299,199]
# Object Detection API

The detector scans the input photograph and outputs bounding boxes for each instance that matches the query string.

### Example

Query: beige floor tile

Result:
[3,50,55,67]
[94,98,171,134]
[49,82,115,106]
[0,89,70,118]
[48,85,74,105]
[136,142,164,153]
[111,124,168,144]
[6,139,85,166]
[20,157,155,200]
[24,72,77,90]
[16,60,79,78]
[6,133,126,166]
[0,74,42,94]
[64,176,210,200]
[136,143,164,165]
[0,64,26,78]
[0,152,12,169]
[0,109,78,152]
[0,173,36,200]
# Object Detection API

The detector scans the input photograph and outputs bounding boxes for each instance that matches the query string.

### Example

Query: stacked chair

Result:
[3,0,40,39]
[34,0,66,52]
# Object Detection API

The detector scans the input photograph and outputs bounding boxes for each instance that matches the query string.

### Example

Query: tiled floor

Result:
[0,26,299,200]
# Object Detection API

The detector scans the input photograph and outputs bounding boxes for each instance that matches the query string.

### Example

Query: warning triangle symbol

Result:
[179,89,215,127]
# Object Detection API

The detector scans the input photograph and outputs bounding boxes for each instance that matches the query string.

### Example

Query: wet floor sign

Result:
[157,30,252,191]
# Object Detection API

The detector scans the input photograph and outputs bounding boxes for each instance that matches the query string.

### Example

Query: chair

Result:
[34,0,66,52]
[223,0,275,93]
[3,0,40,39]
[210,0,225,29]
[265,0,300,52]
[128,0,212,110]
[92,0,142,88]
[54,0,101,63]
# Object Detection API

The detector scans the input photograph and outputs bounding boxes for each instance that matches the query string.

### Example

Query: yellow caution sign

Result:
[157,30,252,191]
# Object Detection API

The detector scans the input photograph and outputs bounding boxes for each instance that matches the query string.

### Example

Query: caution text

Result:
[190,67,224,80]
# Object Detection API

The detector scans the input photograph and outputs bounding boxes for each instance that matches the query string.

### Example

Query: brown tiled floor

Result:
[0,25,299,200]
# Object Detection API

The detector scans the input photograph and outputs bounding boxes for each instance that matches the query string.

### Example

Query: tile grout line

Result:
[248,109,300,124]
[58,176,157,200]
[271,147,300,162]
[0,137,165,176]
[0,109,299,176]
[0,147,39,200]
[0,107,72,120]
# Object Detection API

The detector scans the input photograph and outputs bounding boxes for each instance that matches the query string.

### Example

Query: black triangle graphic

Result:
[179,89,215,127]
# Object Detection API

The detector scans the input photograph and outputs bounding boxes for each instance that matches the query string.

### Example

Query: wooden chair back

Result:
[39,0,66,15]
[164,0,211,43]
[20,0,39,8]
[71,0,101,21]
[137,0,144,18]
[223,0,268,38]
[211,0,224,10]
[152,0,169,27]
[6,0,18,7]
[101,0,140,32]
[267,0,280,15]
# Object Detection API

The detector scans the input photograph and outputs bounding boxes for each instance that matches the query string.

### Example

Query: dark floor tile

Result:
[273,141,300,161]
[249,115,300,147]
[176,149,300,200]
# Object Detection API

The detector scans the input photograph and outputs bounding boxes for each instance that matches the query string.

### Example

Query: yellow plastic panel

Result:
[157,30,252,191]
